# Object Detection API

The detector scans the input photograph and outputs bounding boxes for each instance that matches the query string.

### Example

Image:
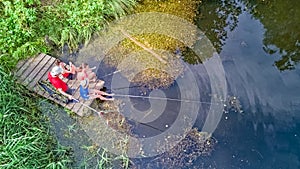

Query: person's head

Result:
[77,66,83,72]
[83,63,88,68]
[50,66,63,76]
[55,59,62,66]
[80,78,89,88]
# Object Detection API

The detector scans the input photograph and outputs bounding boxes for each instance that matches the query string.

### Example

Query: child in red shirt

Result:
[48,66,75,100]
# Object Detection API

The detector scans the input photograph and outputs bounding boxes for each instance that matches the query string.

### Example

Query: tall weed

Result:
[0,1,46,68]
[39,0,137,52]
[0,66,71,168]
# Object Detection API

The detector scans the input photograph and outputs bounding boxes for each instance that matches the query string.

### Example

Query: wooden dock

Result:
[14,53,102,116]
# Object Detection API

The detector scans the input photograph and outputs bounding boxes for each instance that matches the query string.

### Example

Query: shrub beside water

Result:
[0,0,137,69]
[39,0,137,51]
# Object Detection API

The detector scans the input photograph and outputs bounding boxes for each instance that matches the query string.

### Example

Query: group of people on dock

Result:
[47,59,114,103]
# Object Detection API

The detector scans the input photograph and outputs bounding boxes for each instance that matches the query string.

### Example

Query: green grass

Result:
[0,66,72,168]
[0,0,137,69]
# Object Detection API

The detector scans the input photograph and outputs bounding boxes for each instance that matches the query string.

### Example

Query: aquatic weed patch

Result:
[148,128,216,168]
[99,0,200,89]
[105,43,184,89]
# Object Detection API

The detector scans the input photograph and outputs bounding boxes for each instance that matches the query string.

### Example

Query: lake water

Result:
[60,0,300,168]
[125,1,300,168]
[193,1,300,168]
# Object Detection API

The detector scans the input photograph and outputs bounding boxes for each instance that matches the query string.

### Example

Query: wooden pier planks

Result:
[14,53,97,116]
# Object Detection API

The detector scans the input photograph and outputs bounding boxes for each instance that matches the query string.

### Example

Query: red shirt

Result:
[62,72,70,78]
[59,62,70,78]
[48,72,68,92]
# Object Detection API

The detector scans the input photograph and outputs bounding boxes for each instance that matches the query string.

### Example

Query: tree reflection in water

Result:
[245,0,300,71]
[187,0,299,71]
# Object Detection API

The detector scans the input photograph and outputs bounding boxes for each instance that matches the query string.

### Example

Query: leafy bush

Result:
[0,1,47,68]
[0,0,137,69]
[39,0,136,51]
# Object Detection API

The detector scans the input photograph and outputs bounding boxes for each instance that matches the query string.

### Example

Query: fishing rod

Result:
[73,99,165,132]
[99,70,122,78]
[112,94,223,105]
[111,85,143,91]
[73,99,114,114]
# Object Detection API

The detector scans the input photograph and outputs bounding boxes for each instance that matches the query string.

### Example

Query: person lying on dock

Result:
[79,78,114,101]
[48,66,75,101]
[55,59,78,80]
[77,63,97,82]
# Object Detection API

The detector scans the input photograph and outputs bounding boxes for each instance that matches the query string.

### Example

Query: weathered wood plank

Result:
[70,86,84,116]
[73,98,94,116]
[19,53,46,82]
[15,53,104,117]
[31,56,56,95]
[15,59,28,70]
[28,56,56,89]
[23,54,52,86]
[15,57,36,77]
[65,80,80,109]
[33,84,49,98]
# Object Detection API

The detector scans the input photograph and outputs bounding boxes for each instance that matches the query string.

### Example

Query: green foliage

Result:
[0,1,47,68]
[38,0,137,53]
[0,65,72,168]
[0,0,137,69]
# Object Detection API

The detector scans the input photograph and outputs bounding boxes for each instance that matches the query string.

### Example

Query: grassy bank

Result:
[0,0,137,69]
[0,65,72,168]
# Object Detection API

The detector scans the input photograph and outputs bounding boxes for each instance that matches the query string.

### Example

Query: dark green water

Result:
[57,0,300,168]
[128,0,300,168]
[192,0,300,168]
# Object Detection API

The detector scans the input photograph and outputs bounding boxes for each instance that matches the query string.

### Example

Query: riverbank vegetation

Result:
[0,67,72,168]
[0,0,137,168]
[0,0,137,69]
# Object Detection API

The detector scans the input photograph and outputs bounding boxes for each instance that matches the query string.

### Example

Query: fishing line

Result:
[73,99,165,132]
[110,85,143,91]
[73,99,113,114]
[99,70,122,78]
[112,94,223,105]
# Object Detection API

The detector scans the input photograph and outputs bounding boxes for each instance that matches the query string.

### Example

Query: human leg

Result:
[90,93,114,101]
[95,80,104,89]
[89,89,114,100]
[92,89,114,96]
[66,87,75,95]
[87,71,97,82]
